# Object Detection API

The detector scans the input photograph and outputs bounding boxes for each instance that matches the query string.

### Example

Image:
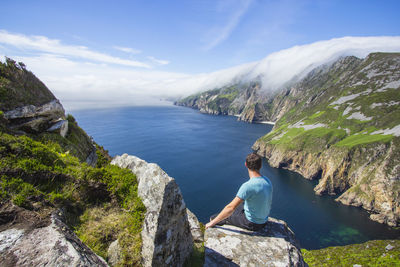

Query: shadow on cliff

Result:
[213,219,300,246]
[151,180,193,266]
[204,247,240,267]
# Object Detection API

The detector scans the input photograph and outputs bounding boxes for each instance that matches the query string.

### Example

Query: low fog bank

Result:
[2,35,400,110]
[193,36,400,93]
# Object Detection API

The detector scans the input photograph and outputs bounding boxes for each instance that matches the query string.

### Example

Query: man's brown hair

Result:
[246,153,262,171]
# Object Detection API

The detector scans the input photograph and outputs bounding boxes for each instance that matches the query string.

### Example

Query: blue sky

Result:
[1,0,400,109]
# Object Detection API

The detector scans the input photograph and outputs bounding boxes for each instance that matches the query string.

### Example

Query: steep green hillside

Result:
[0,57,56,112]
[302,239,400,266]
[253,53,400,226]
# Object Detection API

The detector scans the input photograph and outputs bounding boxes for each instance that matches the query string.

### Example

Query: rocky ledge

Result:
[204,217,306,267]
[3,99,68,136]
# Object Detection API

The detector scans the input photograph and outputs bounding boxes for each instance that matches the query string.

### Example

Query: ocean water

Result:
[72,105,399,249]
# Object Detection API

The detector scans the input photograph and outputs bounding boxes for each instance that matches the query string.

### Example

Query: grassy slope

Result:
[261,53,400,152]
[302,240,400,266]
[0,58,56,111]
[0,126,145,265]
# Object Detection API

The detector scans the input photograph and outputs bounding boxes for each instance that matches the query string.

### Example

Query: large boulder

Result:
[111,154,193,267]
[0,204,107,267]
[204,217,307,267]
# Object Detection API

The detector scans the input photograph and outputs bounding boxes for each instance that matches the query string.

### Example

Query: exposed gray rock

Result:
[3,100,66,134]
[0,211,108,267]
[186,208,204,243]
[107,239,122,266]
[85,148,98,167]
[386,244,395,251]
[47,119,69,137]
[111,154,193,267]
[4,99,65,120]
[204,217,306,267]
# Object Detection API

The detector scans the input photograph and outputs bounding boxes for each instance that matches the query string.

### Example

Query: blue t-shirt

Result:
[236,176,273,224]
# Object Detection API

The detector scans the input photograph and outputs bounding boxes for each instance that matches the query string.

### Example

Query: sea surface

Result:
[72,105,400,249]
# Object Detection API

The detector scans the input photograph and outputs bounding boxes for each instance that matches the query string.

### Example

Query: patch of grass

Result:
[35,115,94,162]
[76,206,143,266]
[309,110,326,119]
[335,134,393,148]
[184,242,205,267]
[302,239,400,267]
[269,127,347,151]
[0,176,42,207]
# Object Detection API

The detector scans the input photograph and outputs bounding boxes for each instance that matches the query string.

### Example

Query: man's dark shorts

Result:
[211,203,267,231]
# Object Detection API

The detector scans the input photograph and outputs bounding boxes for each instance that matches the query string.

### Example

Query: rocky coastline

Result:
[176,53,400,227]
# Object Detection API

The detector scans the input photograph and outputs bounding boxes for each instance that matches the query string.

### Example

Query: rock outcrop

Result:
[0,204,107,267]
[111,154,195,267]
[204,217,306,267]
[4,99,67,135]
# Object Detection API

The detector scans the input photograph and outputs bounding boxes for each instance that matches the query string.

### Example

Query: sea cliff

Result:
[177,53,400,227]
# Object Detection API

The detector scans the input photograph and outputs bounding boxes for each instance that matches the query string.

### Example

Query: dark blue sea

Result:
[72,105,399,249]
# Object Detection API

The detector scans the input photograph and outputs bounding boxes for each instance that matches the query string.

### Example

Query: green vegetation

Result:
[0,132,145,265]
[336,133,393,148]
[76,205,143,265]
[302,239,400,266]
[35,114,95,162]
[0,57,56,111]
[265,126,347,151]
[184,222,205,267]
[260,53,400,154]
[184,242,205,267]
[177,83,254,115]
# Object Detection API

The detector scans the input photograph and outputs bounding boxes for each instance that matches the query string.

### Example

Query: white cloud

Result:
[0,30,150,68]
[1,33,400,111]
[246,36,400,90]
[113,46,142,54]
[147,56,169,66]
[203,0,253,51]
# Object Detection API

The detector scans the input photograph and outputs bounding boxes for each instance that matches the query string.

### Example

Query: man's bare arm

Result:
[205,196,243,229]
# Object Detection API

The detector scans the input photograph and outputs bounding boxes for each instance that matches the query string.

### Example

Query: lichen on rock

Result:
[204,217,306,267]
[112,154,194,267]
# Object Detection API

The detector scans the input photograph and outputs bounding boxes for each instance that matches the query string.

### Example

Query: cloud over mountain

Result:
[1,31,400,111]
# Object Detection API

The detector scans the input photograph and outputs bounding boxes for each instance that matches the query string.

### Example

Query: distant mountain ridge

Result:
[176,52,400,226]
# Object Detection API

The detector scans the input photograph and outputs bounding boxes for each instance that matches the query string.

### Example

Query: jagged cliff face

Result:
[253,53,400,226]
[175,82,276,122]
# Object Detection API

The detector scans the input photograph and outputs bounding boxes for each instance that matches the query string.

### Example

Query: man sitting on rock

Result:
[205,153,273,231]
